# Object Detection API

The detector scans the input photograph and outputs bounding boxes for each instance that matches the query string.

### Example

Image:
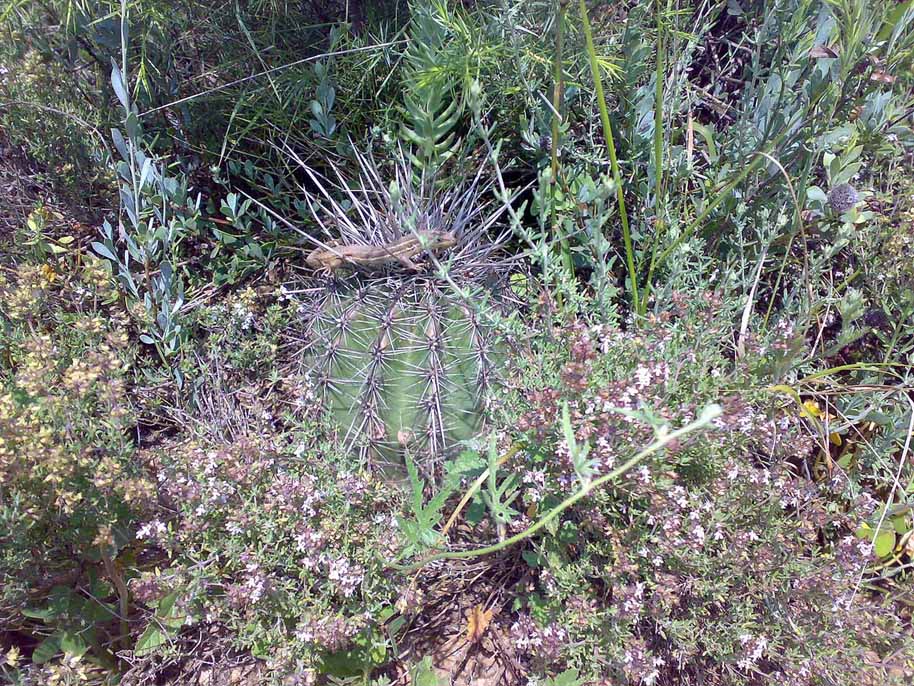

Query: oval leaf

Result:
[31,636,60,664]
[92,241,117,262]
[874,529,896,559]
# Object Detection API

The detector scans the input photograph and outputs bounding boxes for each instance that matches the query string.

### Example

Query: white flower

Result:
[136,520,166,540]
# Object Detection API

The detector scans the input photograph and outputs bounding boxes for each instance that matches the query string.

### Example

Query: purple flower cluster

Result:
[496,298,914,683]
[225,557,271,610]
[509,613,567,666]
[295,614,366,652]
[622,638,664,685]
[324,555,364,598]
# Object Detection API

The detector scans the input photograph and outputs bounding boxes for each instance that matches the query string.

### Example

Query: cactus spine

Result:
[294,277,502,466]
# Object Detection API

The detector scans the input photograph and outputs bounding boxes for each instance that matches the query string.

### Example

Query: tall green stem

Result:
[652,0,664,204]
[641,0,665,315]
[551,1,567,183]
[579,0,639,312]
[551,0,574,279]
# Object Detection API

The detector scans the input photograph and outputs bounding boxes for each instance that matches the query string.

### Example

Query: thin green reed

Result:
[551,0,574,276]
[578,0,639,312]
[641,0,666,315]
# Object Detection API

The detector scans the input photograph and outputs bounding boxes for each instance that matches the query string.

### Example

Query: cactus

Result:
[284,151,518,467]
[293,278,504,466]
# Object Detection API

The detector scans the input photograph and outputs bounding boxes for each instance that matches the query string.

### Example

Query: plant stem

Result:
[640,0,666,315]
[551,2,568,183]
[441,442,522,537]
[102,551,130,654]
[395,405,721,570]
[579,0,639,312]
[654,147,770,267]
[551,1,574,287]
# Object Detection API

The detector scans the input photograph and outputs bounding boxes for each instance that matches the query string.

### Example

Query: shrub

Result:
[0,257,154,671]
[399,293,914,685]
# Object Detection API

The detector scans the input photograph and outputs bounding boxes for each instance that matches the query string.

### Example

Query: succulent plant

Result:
[283,150,520,468]
[292,277,506,467]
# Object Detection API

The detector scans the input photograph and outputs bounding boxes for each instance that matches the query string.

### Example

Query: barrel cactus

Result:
[285,153,517,468]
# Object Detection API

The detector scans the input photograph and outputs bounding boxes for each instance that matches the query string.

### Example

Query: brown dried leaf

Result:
[465,604,493,643]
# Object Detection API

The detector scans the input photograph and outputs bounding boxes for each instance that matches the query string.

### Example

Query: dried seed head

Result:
[827,183,859,214]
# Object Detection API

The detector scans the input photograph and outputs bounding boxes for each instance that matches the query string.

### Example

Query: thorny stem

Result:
[394,405,721,571]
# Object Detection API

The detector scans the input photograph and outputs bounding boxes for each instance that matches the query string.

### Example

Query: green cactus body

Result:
[300,277,501,467]
[283,145,516,469]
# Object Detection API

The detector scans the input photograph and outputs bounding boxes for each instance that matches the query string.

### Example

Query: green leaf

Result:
[805,185,827,205]
[60,630,90,658]
[558,520,579,544]
[125,111,140,140]
[521,550,544,568]
[410,657,441,686]
[874,529,896,559]
[526,593,550,624]
[320,629,388,677]
[562,401,592,484]
[111,63,130,112]
[48,586,76,616]
[92,241,118,262]
[155,591,185,629]
[84,600,118,624]
[546,668,583,686]
[691,122,718,162]
[134,624,167,655]
[31,636,61,664]
[135,589,185,654]
[465,499,486,525]
[21,607,55,620]
[877,1,914,41]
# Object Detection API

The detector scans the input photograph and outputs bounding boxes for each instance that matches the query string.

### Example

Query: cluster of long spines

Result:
[418,289,448,459]
[277,139,519,468]
[466,305,497,409]
[348,286,406,461]
[286,143,518,282]
[295,278,500,468]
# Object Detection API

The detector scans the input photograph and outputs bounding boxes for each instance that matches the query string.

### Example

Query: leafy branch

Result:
[394,403,722,571]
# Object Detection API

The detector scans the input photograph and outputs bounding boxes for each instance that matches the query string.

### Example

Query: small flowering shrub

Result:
[471,295,914,685]
[0,48,111,196]
[2,1,913,684]
[0,258,155,669]
[124,434,405,681]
